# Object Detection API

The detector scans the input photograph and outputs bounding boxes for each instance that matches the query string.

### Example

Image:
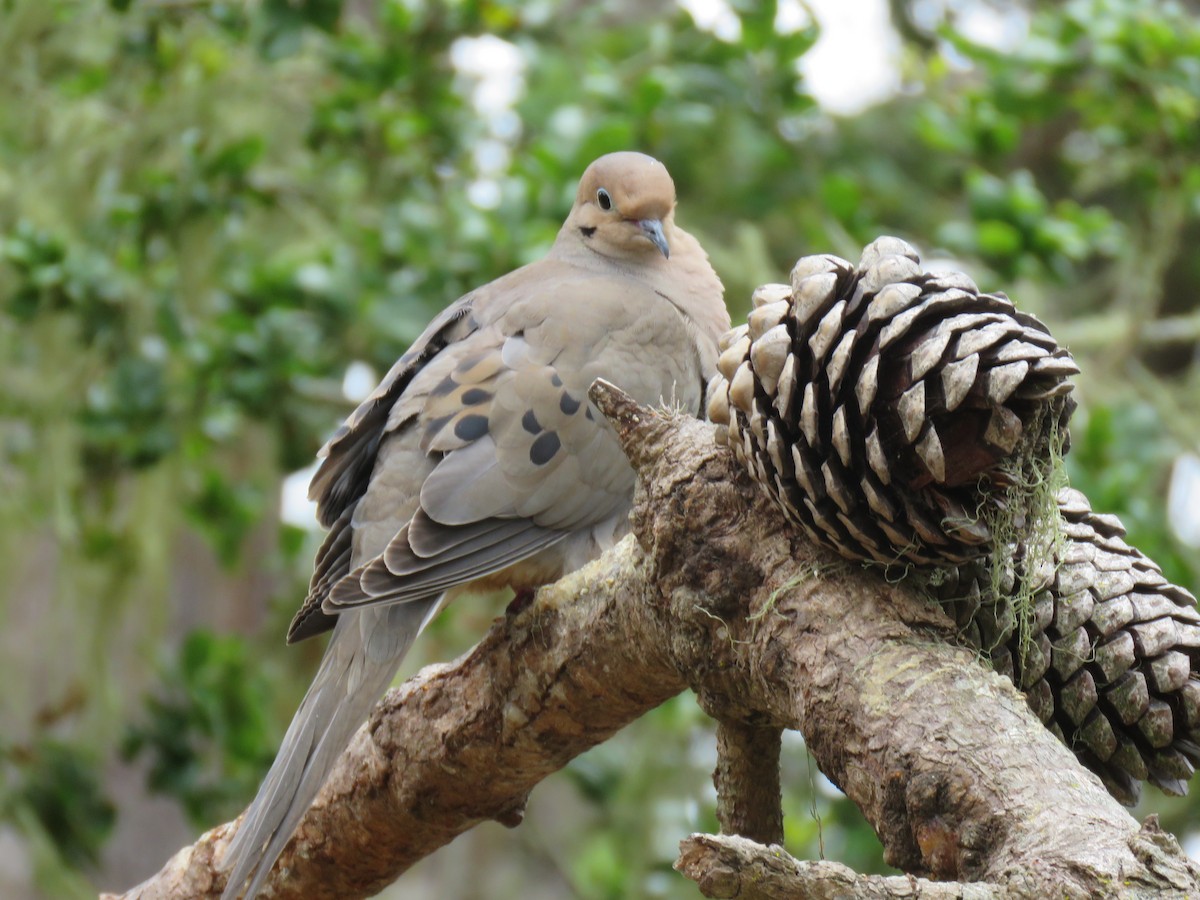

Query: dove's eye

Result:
[596,188,612,211]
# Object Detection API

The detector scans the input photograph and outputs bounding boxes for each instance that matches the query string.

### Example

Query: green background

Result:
[1,0,1198,896]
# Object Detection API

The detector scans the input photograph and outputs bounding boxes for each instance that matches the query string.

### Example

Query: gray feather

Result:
[334,527,566,608]
[220,599,439,899]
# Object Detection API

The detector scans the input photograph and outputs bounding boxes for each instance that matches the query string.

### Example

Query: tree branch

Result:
[675,833,1003,899]
[713,720,784,846]
[106,535,682,900]
[110,386,1200,899]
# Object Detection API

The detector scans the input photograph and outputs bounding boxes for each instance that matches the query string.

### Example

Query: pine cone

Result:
[708,237,1079,568]
[708,235,1200,802]
[932,488,1200,804]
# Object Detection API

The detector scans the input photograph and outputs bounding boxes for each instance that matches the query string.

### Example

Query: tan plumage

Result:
[220,152,728,899]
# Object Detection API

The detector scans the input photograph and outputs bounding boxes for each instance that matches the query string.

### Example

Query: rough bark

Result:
[105,534,683,900]
[676,833,1002,899]
[713,720,784,846]
[107,383,1200,899]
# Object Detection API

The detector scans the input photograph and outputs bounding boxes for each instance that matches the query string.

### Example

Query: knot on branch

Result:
[588,377,679,476]
[590,376,775,615]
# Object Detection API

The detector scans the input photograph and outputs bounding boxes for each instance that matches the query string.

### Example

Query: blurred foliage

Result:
[1,0,1198,895]
[560,698,717,899]
[1066,402,1197,587]
[120,631,278,827]
[0,738,115,869]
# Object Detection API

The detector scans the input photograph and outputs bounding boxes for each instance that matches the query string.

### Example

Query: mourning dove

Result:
[220,151,729,898]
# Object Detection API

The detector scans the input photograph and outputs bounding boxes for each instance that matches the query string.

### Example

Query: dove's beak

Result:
[639,219,670,259]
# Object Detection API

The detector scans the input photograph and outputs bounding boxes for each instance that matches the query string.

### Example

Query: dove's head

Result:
[568,152,677,260]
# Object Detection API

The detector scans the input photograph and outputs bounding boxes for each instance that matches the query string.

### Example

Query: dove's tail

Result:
[220,597,442,900]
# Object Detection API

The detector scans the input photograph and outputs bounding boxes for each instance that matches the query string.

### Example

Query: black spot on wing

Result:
[550,373,563,387]
[559,392,581,415]
[431,373,458,396]
[461,387,491,405]
[454,414,489,442]
[522,409,541,434]
[529,431,561,466]
[585,407,594,421]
